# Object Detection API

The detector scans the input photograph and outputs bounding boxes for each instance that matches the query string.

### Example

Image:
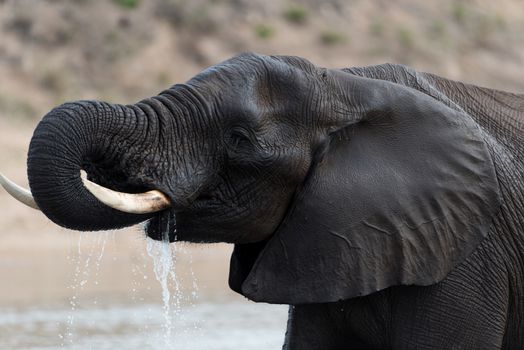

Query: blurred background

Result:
[0,0,523,349]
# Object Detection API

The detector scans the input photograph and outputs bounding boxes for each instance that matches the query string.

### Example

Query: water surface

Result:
[0,301,288,349]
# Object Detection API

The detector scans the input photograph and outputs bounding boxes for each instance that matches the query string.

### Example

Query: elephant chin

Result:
[228,238,271,294]
[145,210,177,242]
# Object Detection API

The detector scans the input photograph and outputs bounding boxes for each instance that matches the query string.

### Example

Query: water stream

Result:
[0,227,288,349]
[59,232,110,347]
[146,232,176,348]
[144,214,201,348]
[8,218,287,349]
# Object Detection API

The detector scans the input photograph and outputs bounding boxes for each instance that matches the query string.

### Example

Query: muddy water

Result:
[0,301,287,349]
[0,229,288,349]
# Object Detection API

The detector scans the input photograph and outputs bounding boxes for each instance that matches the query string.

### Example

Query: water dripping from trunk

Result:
[146,213,177,348]
[60,232,109,348]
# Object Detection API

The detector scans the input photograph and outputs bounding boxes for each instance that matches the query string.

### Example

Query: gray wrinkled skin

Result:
[25,54,523,349]
[282,65,524,349]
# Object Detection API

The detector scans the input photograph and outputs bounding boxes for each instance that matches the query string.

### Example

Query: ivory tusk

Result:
[0,172,40,210]
[81,172,171,214]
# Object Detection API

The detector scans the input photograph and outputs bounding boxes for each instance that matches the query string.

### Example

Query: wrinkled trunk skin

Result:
[27,100,160,231]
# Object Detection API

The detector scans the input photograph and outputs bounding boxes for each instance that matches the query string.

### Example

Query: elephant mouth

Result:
[144,192,223,243]
[145,209,177,242]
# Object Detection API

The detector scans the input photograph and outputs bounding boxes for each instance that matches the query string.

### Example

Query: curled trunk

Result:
[27,100,159,230]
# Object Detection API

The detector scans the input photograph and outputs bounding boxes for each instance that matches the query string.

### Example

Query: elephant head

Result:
[2,53,500,304]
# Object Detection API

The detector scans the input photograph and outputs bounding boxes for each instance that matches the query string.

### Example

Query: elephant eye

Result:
[226,127,255,156]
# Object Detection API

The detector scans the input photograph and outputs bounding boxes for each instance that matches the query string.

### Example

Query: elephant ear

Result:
[229,72,501,304]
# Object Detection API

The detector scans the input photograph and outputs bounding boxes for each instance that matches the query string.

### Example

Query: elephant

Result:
[1,53,523,349]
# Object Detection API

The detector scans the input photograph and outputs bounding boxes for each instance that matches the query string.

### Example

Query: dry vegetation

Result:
[1,0,523,124]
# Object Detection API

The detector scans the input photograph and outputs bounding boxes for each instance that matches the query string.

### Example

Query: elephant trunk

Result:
[27,100,164,231]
